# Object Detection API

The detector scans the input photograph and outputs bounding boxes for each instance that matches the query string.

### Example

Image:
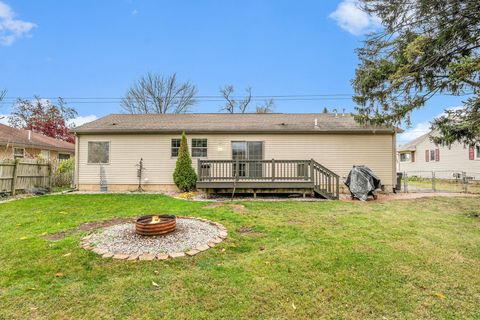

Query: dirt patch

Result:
[44,217,134,241]
[236,225,264,237]
[203,202,246,213]
[237,226,253,234]
[203,203,225,209]
[229,204,245,213]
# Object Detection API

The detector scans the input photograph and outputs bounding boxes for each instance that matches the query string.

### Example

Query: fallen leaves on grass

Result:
[434,292,446,299]
[152,281,159,287]
[55,273,64,277]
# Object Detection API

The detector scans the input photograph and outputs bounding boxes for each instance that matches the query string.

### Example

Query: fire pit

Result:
[135,214,176,236]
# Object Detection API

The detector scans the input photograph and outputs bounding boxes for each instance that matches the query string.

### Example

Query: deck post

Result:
[310,159,314,188]
[271,159,275,181]
[197,159,201,180]
[235,159,239,181]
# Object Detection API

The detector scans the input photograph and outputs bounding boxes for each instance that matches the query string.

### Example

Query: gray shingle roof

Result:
[73,113,398,134]
[397,132,431,152]
[0,123,75,152]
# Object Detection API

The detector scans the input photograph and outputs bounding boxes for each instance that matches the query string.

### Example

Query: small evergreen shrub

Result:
[173,132,197,191]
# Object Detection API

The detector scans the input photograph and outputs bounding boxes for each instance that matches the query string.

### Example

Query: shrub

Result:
[173,132,197,191]
[56,158,74,174]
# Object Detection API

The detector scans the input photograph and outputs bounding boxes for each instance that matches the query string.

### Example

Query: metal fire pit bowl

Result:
[135,214,176,236]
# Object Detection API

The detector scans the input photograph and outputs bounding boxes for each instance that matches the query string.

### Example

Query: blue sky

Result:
[0,0,465,143]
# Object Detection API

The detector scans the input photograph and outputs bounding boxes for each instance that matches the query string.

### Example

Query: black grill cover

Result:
[345,165,382,201]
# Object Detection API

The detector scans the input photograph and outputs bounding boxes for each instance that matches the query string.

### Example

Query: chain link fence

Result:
[397,170,480,194]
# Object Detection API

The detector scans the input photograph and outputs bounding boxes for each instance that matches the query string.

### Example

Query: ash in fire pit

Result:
[135,214,176,236]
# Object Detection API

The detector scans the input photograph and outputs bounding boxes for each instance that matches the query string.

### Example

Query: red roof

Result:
[0,123,75,152]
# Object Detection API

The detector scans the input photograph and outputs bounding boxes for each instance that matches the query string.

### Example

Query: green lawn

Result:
[1,194,479,319]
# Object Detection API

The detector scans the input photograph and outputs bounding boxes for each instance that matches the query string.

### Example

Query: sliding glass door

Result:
[231,141,263,178]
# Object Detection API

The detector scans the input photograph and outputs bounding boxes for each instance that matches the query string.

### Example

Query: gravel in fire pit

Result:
[84,218,226,257]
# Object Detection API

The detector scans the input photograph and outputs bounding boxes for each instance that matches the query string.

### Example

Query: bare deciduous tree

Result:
[256,99,275,113]
[219,85,252,113]
[121,73,197,114]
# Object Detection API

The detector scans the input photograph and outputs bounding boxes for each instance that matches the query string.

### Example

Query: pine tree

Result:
[173,132,197,191]
[322,107,328,113]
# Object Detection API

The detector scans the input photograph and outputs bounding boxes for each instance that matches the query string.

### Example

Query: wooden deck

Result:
[196,159,340,199]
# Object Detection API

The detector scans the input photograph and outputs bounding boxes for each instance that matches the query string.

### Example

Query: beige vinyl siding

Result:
[77,133,395,190]
[398,138,480,179]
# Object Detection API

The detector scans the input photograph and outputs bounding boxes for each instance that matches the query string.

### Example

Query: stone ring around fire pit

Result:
[80,216,228,261]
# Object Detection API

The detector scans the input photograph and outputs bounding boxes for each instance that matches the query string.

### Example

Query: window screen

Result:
[88,141,109,164]
[192,139,207,157]
[171,139,181,157]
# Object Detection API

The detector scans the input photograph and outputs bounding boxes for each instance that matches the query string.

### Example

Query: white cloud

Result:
[68,115,98,127]
[0,1,36,46]
[398,121,431,144]
[1,113,98,127]
[397,106,465,145]
[0,114,9,125]
[329,0,380,36]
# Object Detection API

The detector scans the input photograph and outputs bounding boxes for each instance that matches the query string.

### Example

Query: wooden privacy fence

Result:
[0,160,51,196]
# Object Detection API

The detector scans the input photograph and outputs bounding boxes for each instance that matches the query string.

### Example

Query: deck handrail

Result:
[197,159,340,199]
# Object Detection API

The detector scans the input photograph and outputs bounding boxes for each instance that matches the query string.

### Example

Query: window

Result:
[430,150,435,161]
[476,145,480,159]
[400,153,411,162]
[231,141,264,177]
[88,141,109,164]
[191,139,208,157]
[41,150,50,160]
[58,153,70,161]
[13,148,24,159]
[171,139,181,157]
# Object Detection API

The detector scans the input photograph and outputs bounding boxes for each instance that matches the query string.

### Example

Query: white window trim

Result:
[87,141,111,165]
[170,138,181,158]
[191,138,208,158]
[399,152,412,163]
[476,145,480,160]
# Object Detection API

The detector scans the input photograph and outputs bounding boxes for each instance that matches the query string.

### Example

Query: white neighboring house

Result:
[397,131,480,179]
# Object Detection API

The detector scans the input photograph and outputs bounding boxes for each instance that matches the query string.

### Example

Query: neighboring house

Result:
[0,123,75,161]
[73,113,399,198]
[397,131,480,179]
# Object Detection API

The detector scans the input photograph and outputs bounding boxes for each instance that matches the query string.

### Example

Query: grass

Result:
[1,194,480,319]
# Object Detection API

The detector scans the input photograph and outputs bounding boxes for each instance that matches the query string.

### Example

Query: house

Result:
[73,113,399,199]
[0,123,75,161]
[397,131,480,179]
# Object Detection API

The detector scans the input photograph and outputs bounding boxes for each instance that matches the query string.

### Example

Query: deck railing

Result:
[197,159,340,199]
